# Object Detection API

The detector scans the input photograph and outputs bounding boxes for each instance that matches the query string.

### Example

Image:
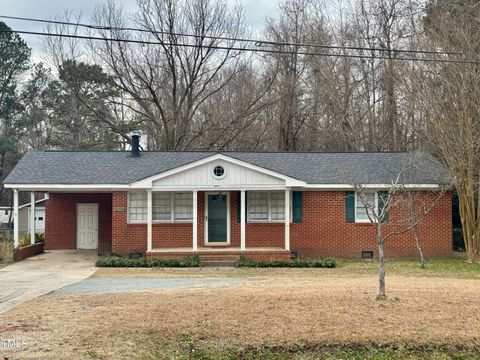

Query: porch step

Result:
[200,255,240,267]
[202,260,237,267]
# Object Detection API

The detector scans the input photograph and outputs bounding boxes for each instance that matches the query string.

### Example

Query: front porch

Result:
[143,189,293,255]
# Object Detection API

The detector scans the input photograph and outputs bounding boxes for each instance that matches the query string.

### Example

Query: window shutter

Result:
[345,191,355,223]
[292,191,303,223]
[236,191,247,223]
[378,191,389,222]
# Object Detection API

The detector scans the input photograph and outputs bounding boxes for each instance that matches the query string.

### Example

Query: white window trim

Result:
[354,191,378,223]
[127,191,148,224]
[247,191,292,223]
[127,191,194,224]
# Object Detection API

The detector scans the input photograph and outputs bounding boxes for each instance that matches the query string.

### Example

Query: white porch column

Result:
[147,190,152,252]
[13,189,19,248]
[284,188,290,251]
[30,192,36,245]
[240,190,246,251]
[192,190,198,251]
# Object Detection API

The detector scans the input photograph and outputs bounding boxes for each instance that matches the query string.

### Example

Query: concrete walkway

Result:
[0,250,97,314]
[52,277,241,296]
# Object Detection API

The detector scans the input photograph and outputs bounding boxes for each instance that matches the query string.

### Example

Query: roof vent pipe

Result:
[131,132,141,157]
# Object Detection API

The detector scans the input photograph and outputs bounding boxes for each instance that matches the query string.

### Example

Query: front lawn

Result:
[336,257,480,279]
[2,258,480,359]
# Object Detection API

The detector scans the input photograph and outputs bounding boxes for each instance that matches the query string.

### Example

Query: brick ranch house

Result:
[4,141,452,260]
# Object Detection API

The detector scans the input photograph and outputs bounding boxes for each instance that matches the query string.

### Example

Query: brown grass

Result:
[1,269,480,359]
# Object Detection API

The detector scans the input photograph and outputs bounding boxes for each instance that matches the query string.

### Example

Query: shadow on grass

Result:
[140,340,480,360]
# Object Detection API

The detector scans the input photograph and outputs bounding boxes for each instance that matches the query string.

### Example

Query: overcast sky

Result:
[0,0,278,61]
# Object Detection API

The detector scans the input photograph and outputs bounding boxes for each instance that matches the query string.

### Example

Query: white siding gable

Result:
[152,159,285,190]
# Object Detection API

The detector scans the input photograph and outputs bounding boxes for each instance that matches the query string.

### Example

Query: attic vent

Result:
[212,165,225,179]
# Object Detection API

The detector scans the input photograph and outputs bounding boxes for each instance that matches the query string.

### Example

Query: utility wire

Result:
[0,28,478,65]
[0,13,464,57]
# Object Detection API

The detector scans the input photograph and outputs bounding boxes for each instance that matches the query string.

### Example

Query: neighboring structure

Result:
[0,206,12,226]
[0,199,46,238]
[19,199,46,236]
[3,137,452,259]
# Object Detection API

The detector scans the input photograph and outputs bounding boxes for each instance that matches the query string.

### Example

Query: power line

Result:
[0,13,464,57]
[0,28,478,65]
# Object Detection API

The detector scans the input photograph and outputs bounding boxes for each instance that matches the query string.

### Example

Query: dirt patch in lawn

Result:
[1,273,480,359]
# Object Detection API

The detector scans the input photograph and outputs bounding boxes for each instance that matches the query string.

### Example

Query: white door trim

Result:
[204,192,230,246]
[76,203,99,250]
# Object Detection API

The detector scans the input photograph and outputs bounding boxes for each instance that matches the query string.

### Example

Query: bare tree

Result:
[416,0,480,262]
[90,0,247,150]
[401,189,448,268]
[263,0,325,150]
[343,154,448,297]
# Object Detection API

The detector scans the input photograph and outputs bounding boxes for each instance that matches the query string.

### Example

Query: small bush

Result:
[96,254,202,268]
[19,234,31,247]
[235,256,336,268]
[35,233,45,243]
[0,235,13,262]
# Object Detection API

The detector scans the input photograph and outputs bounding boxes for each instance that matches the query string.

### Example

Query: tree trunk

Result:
[412,225,425,268]
[376,226,386,298]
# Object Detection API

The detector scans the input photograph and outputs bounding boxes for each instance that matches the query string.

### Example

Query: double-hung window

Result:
[247,191,286,222]
[128,192,148,222]
[355,191,378,222]
[128,192,193,223]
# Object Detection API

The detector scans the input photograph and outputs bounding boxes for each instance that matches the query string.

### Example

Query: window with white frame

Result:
[152,192,171,221]
[128,192,193,223]
[355,192,378,222]
[128,192,148,221]
[247,191,285,222]
[173,193,193,221]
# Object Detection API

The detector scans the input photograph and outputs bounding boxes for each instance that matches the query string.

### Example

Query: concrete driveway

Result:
[0,250,96,314]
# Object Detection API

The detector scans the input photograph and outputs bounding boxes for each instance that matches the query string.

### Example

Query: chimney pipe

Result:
[131,132,140,157]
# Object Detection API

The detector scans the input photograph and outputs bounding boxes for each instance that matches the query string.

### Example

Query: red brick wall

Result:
[47,190,452,259]
[45,193,112,254]
[290,191,452,258]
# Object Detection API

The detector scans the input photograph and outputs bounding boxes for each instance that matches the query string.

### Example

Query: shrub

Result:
[35,233,45,243]
[96,255,202,268]
[0,235,13,262]
[235,256,336,268]
[19,234,30,247]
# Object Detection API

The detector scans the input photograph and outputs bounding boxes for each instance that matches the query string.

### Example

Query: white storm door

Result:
[77,204,98,249]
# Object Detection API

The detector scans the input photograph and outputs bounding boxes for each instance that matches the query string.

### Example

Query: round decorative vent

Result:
[212,165,225,178]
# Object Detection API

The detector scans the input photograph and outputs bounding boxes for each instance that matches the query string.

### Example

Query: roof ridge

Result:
[35,149,414,154]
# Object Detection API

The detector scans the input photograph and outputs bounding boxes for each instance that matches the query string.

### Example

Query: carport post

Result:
[147,190,152,252]
[284,188,290,251]
[13,189,19,248]
[30,192,36,245]
[192,190,198,251]
[240,190,246,251]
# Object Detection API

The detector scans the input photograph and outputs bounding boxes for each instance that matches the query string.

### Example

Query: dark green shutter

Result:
[345,191,355,223]
[292,191,303,223]
[236,191,247,223]
[378,191,389,222]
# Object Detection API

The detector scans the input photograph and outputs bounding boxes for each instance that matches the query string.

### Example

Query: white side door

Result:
[77,204,98,250]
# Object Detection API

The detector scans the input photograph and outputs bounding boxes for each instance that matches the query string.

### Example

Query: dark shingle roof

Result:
[3,150,450,185]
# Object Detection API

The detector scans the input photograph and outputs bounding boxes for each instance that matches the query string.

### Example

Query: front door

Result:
[77,204,98,249]
[205,193,230,244]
